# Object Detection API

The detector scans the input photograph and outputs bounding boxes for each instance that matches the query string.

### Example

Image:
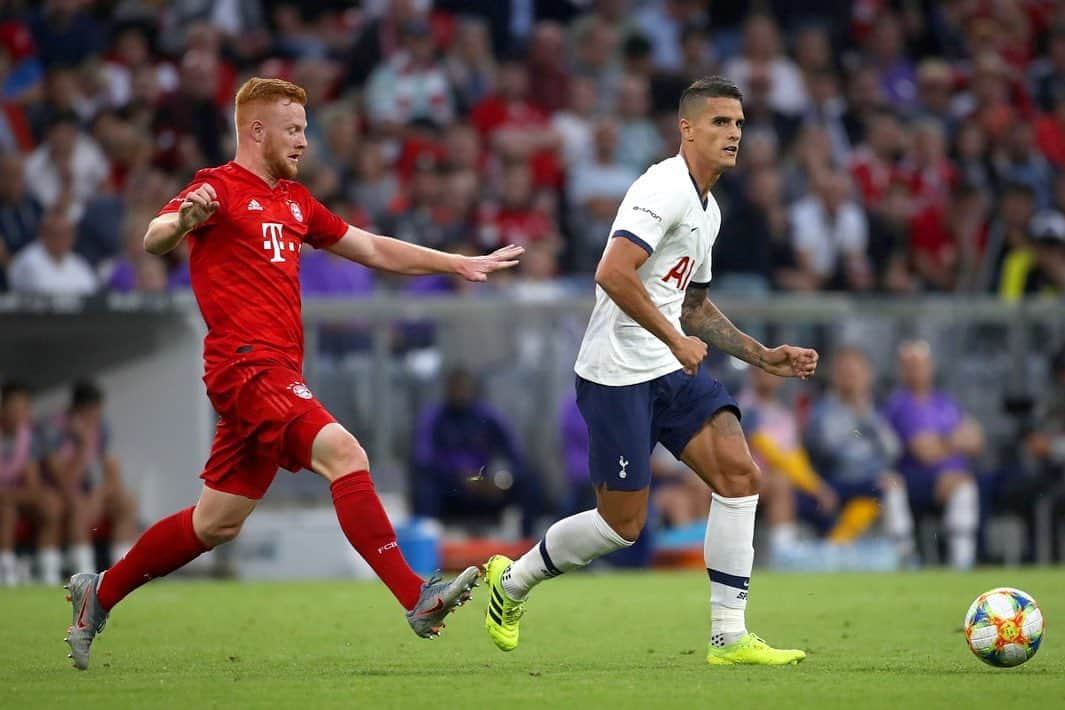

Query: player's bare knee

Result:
[600,508,646,542]
[718,457,761,497]
[313,428,369,481]
[195,519,243,547]
[333,434,368,473]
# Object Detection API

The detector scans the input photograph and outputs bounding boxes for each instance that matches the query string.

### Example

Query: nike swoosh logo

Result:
[75,593,91,630]
[690,227,698,232]
[416,596,446,617]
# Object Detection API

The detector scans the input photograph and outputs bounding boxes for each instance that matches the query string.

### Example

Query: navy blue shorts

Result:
[575,365,740,492]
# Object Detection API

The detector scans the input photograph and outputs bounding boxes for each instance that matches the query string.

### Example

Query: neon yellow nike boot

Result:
[706,632,806,666]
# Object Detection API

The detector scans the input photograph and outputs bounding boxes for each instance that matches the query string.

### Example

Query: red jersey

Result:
[158,161,348,375]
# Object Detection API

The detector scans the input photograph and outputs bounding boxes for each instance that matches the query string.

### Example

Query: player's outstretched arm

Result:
[144,183,219,255]
[328,225,523,281]
[680,285,818,379]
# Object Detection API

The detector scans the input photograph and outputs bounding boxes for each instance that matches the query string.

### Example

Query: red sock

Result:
[331,471,424,610]
[97,506,210,611]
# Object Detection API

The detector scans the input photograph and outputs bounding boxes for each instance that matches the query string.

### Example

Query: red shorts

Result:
[201,363,335,499]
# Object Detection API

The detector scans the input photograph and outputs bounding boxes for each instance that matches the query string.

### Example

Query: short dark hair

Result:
[70,379,103,410]
[679,76,743,116]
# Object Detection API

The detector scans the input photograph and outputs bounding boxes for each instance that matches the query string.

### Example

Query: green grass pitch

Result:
[2,568,1062,709]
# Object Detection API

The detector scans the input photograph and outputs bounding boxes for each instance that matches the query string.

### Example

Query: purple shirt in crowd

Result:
[882,389,969,478]
[560,396,589,485]
[299,249,375,295]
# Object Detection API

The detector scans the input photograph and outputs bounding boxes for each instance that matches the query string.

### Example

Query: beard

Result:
[264,137,298,180]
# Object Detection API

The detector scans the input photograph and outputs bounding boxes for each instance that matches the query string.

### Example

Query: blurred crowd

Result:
[1,379,136,586]
[0,0,1064,299]
[426,338,1065,570]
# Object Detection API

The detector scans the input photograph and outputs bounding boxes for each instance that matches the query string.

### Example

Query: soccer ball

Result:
[963,587,1045,667]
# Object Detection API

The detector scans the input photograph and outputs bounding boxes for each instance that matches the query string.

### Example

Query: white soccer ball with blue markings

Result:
[964,587,1045,667]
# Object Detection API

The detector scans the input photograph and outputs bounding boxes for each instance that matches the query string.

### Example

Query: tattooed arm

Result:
[680,285,768,366]
[680,285,820,379]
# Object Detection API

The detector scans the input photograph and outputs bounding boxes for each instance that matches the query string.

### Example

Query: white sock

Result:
[72,544,96,574]
[39,547,62,584]
[502,509,634,601]
[881,485,915,558]
[0,551,16,586]
[706,493,757,646]
[944,480,979,570]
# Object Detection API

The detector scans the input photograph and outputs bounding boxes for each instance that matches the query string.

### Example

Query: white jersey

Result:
[574,154,722,386]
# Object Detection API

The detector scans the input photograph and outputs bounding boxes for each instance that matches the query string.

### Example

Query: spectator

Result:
[912,58,957,131]
[723,13,808,116]
[551,75,597,168]
[478,160,559,252]
[27,0,105,68]
[150,48,229,175]
[952,121,994,196]
[904,119,957,215]
[0,381,62,585]
[955,51,1019,145]
[993,121,1055,209]
[1034,89,1065,169]
[614,74,663,172]
[443,15,496,113]
[715,166,804,293]
[909,181,989,292]
[996,344,1065,562]
[8,209,97,296]
[1030,24,1065,113]
[570,15,622,109]
[804,348,915,562]
[0,151,43,289]
[801,70,852,165]
[632,0,706,74]
[883,340,982,570]
[380,157,454,252]
[848,109,904,212]
[469,57,563,190]
[789,168,873,291]
[24,111,108,223]
[985,182,1037,295]
[567,117,639,272]
[105,209,165,293]
[526,21,569,114]
[349,138,399,224]
[345,0,422,82]
[40,380,138,573]
[998,209,1065,300]
[364,18,453,133]
[863,11,918,112]
[738,367,837,560]
[411,368,542,536]
[840,64,888,147]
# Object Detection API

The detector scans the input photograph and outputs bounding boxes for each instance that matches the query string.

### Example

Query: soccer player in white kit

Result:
[484,76,818,665]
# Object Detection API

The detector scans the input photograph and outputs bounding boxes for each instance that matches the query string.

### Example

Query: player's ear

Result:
[250,119,265,142]
[679,116,693,142]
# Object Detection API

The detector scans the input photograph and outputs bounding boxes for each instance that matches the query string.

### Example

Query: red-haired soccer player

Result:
[64,78,522,670]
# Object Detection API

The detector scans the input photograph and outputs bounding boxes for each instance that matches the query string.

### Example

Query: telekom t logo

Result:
[262,222,286,262]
